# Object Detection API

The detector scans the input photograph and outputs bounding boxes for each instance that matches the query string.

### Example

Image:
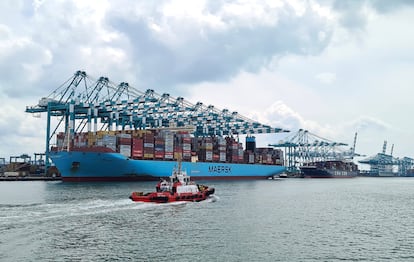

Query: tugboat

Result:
[129,158,215,203]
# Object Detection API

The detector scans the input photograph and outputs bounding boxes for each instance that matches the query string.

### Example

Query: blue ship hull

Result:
[49,151,286,182]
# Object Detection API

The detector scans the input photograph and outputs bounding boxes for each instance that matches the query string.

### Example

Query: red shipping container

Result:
[165,152,174,159]
[118,137,131,145]
[232,155,239,163]
[155,152,164,159]
[132,138,144,157]
[174,147,183,154]
[213,154,219,161]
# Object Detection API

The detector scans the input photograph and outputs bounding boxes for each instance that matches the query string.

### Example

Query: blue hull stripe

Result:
[50,151,286,180]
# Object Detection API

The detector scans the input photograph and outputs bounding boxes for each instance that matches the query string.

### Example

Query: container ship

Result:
[50,130,285,181]
[300,160,359,178]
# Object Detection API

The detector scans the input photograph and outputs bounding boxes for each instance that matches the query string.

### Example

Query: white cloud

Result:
[315,72,336,84]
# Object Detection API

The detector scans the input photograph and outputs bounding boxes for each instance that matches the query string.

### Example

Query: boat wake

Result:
[0,195,219,228]
[0,198,158,225]
[206,195,219,203]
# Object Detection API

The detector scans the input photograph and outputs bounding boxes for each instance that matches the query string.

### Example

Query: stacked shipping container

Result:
[164,132,174,160]
[132,138,143,158]
[117,133,131,157]
[143,132,154,159]
[54,130,284,165]
[154,137,164,159]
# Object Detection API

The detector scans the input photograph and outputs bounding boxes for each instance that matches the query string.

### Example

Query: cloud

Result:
[0,24,52,97]
[326,115,393,156]
[0,97,47,156]
[315,72,336,84]
[366,0,414,13]
[105,0,335,90]
[0,0,336,98]
[331,0,414,30]
[348,115,391,132]
[251,100,340,138]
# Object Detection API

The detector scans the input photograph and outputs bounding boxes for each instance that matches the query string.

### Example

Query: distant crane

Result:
[359,141,400,176]
[350,132,358,159]
[269,129,357,171]
[382,140,387,154]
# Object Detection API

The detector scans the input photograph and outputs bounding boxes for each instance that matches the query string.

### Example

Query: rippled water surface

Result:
[1,178,414,261]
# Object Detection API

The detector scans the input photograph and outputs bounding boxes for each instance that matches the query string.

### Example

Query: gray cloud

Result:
[105,1,333,91]
[369,0,414,13]
[332,0,414,30]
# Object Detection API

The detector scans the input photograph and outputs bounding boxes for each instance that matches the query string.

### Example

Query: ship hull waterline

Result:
[50,151,287,182]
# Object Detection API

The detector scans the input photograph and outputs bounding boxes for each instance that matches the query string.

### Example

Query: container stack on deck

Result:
[117,133,132,157]
[54,131,284,165]
[164,132,174,160]
[143,131,155,159]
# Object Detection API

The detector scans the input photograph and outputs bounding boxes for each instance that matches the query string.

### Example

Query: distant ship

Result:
[300,160,359,178]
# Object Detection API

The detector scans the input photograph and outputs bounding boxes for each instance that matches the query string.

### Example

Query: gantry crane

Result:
[359,141,413,176]
[269,129,358,171]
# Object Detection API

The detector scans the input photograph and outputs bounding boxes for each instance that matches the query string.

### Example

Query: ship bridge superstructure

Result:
[26,70,289,167]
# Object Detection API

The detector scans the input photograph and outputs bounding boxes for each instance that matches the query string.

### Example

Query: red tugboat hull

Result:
[130,187,215,203]
[130,157,215,203]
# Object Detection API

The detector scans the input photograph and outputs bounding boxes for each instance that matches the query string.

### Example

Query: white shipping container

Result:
[183,152,191,158]
[4,171,20,177]
[165,140,173,144]
[57,139,64,147]
[219,152,226,162]
[206,151,213,161]
[165,153,174,159]
[119,145,131,157]
[164,137,174,142]
[103,135,117,141]
[165,141,174,147]
[248,154,255,163]
[117,133,132,139]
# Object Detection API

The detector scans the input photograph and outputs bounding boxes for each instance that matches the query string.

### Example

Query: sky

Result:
[1,0,414,163]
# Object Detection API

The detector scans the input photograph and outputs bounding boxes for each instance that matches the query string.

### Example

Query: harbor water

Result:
[1,177,413,261]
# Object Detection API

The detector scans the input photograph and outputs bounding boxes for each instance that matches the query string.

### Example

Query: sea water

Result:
[0,178,413,261]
